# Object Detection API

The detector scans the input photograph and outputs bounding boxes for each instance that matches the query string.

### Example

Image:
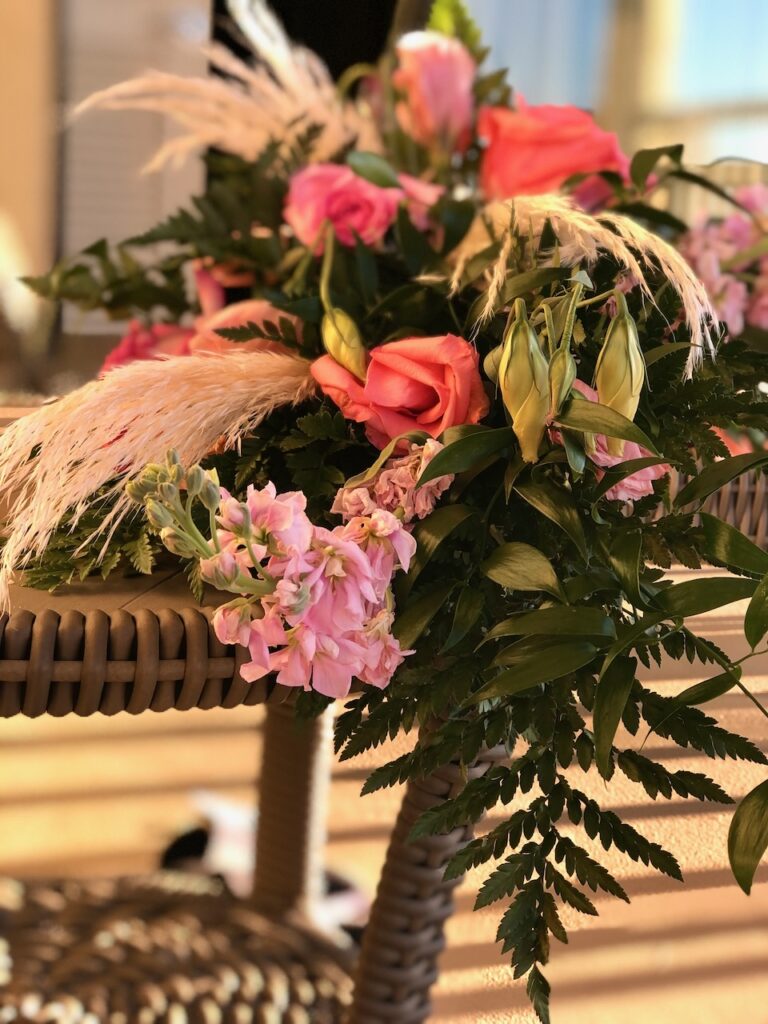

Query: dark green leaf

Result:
[418,428,515,485]
[514,478,588,559]
[745,572,768,649]
[469,642,598,703]
[393,582,456,648]
[728,780,768,894]
[700,513,768,576]
[442,588,485,652]
[656,577,757,618]
[481,542,564,601]
[593,457,673,501]
[556,400,660,455]
[644,342,696,367]
[675,452,768,507]
[401,505,474,596]
[594,656,637,778]
[608,532,643,606]
[527,966,551,1024]
[630,144,684,190]
[675,667,742,706]
[483,606,616,643]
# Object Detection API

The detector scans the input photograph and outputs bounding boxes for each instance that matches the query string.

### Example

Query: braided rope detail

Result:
[0,607,266,718]
[348,736,508,1024]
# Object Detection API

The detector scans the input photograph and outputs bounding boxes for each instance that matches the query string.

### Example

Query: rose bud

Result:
[499,299,550,463]
[595,292,645,455]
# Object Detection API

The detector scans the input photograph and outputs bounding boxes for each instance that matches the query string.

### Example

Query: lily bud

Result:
[499,299,550,463]
[548,344,577,419]
[145,500,174,531]
[595,292,645,455]
[185,465,205,497]
[322,307,368,382]
[199,479,222,513]
[159,526,197,559]
[157,482,180,506]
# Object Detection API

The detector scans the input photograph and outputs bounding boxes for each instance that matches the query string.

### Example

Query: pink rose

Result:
[393,31,475,153]
[189,299,301,355]
[397,173,445,231]
[312,334,489,448]
[565,381,670,502]
[100,321,194,374]
[284,164,401,250]
[478,98,629,199]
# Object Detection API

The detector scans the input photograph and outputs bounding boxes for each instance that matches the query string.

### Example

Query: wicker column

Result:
[348,733,505,1024]
[251,698,335,920]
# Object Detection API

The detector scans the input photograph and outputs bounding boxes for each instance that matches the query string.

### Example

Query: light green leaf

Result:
[345,431,429,488]
[675,452,768,507]
[643,342,695,367]
[401,504,474,597]
[594,655,637,778]
[418,428,515,486]
[745,572,768,650]
[393,582,456,648]
[656,576,757,618]
[700,513,768,576]
[728,780,768,894]
[427,0,484,58]
[482,606,616,643]
[346,150,400,188]
[556,400,660,456]
[469,641,598,703]
[481,542,565,601]
[442,588,485,652]
[514,478,588,559]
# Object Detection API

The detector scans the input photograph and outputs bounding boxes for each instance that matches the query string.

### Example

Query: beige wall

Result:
[0,0,56,332]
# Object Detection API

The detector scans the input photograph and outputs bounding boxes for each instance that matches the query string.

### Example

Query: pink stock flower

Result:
[284,164,401,250]
[213,603,253,648]
[565,381,670,502]
[356,610,412,689]
[245,483,313,555]
[312,334,489,448]
[333,439,454,524]
[477,98,628,199]
[100,321,195,374]
[393,31,475,153]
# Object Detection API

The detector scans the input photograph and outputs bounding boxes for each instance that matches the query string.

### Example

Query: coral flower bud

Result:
[548,344,577,419]
[321,307,368,382]
[499,299,550,463]
[595,292,645,455]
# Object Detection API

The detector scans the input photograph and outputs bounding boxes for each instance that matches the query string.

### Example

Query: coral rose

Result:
[312,334,489,448]
[100,321,194,374]
[478,98,628,199]
[393,31,476,154]
[284,164,401,250]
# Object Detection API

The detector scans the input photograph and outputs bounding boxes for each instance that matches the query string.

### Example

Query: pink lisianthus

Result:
[284,164,402,251]
[477,98,628,199]
[100,321,195,374]
[312,334,489,448]
[560,382,670,502]
[333,439,454,523]
[393,31,475,154]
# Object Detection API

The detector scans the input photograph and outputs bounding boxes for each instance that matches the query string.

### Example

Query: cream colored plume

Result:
[74,0,379,171]
[0,350,316,605]
[452,194,718,377]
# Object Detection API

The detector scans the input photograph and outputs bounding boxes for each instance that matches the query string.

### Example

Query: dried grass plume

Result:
[0,350,316,606]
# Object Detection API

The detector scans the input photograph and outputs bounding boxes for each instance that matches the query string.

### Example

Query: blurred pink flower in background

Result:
[477,98,628,199]
[393,30,476,153]
[397,173,445,230]
[100,321,194,373]
[284,164,401,250]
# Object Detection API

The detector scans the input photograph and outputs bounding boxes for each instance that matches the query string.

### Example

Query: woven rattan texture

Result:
[0,873,354,1023]
[0,607,268,718]
[347,739,508,1024]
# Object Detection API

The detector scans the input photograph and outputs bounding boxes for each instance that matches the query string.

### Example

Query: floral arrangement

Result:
[3,2,768,1019]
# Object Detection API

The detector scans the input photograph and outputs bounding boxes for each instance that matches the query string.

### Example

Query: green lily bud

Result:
[157,482,180,506]
[199,479,222,513]
[185,465,205,497]
[548,344,577,419]
[499,299,550,464]
[595,292,645,455]
[483,344,503,383]
[159,526,196,559]
[321,308,368,382]
[145,500,174,531]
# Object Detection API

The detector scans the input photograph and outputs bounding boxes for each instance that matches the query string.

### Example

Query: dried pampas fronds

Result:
[456,194,718,377]
[0,350,316,605]
[74,0,379,171]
